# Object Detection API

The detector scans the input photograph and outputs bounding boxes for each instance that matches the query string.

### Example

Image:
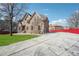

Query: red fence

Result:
[49,28,79,34]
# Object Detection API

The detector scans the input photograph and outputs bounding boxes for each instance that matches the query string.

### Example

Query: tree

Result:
[0,16,17,33]
[0,3,27,36]
[68,10,79,28]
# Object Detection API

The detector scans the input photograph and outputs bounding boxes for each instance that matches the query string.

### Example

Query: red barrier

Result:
[49,28,79,34]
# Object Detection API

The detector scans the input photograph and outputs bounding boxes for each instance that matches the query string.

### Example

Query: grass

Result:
[0,34,37,46]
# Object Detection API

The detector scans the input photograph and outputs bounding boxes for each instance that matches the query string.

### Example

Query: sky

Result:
[26,3,79,26]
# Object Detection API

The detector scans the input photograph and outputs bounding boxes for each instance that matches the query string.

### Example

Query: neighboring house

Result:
[49,24,64,30]
[64,26,70,29]
[18,12,49,34]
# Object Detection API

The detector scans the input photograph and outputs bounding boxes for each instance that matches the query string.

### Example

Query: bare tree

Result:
[0,3,27,36]
[68,10,79,28]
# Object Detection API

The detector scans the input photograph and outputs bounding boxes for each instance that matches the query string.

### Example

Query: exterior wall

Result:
[18,13,49,34]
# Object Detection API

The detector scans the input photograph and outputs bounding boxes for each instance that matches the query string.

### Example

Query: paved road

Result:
[0,32,79,56]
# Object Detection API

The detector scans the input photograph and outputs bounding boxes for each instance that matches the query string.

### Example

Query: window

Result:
[31,26,33,30]
[27,26,28,30]
[22,25,25,30]
[38,25,40,30]
[19,27,20,30]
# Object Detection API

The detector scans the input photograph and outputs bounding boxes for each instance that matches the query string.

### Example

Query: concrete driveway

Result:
[0,32,79,56]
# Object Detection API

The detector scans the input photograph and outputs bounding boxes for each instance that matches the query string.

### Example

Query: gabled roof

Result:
[27,12,48,23]
[18,13,31,22]
[38,14,48,21]
[18,12,48,23]
[27,12,36,23]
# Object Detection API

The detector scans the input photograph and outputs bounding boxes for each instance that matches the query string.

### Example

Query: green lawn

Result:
[0,35,37,46]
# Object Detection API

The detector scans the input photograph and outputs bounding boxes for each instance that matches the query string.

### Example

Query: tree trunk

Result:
[10,17,12,36]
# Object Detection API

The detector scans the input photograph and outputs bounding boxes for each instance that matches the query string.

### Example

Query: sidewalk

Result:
[0,32,79,56]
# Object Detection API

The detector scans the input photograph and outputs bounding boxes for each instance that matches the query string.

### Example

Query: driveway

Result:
[0,32,79,56]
